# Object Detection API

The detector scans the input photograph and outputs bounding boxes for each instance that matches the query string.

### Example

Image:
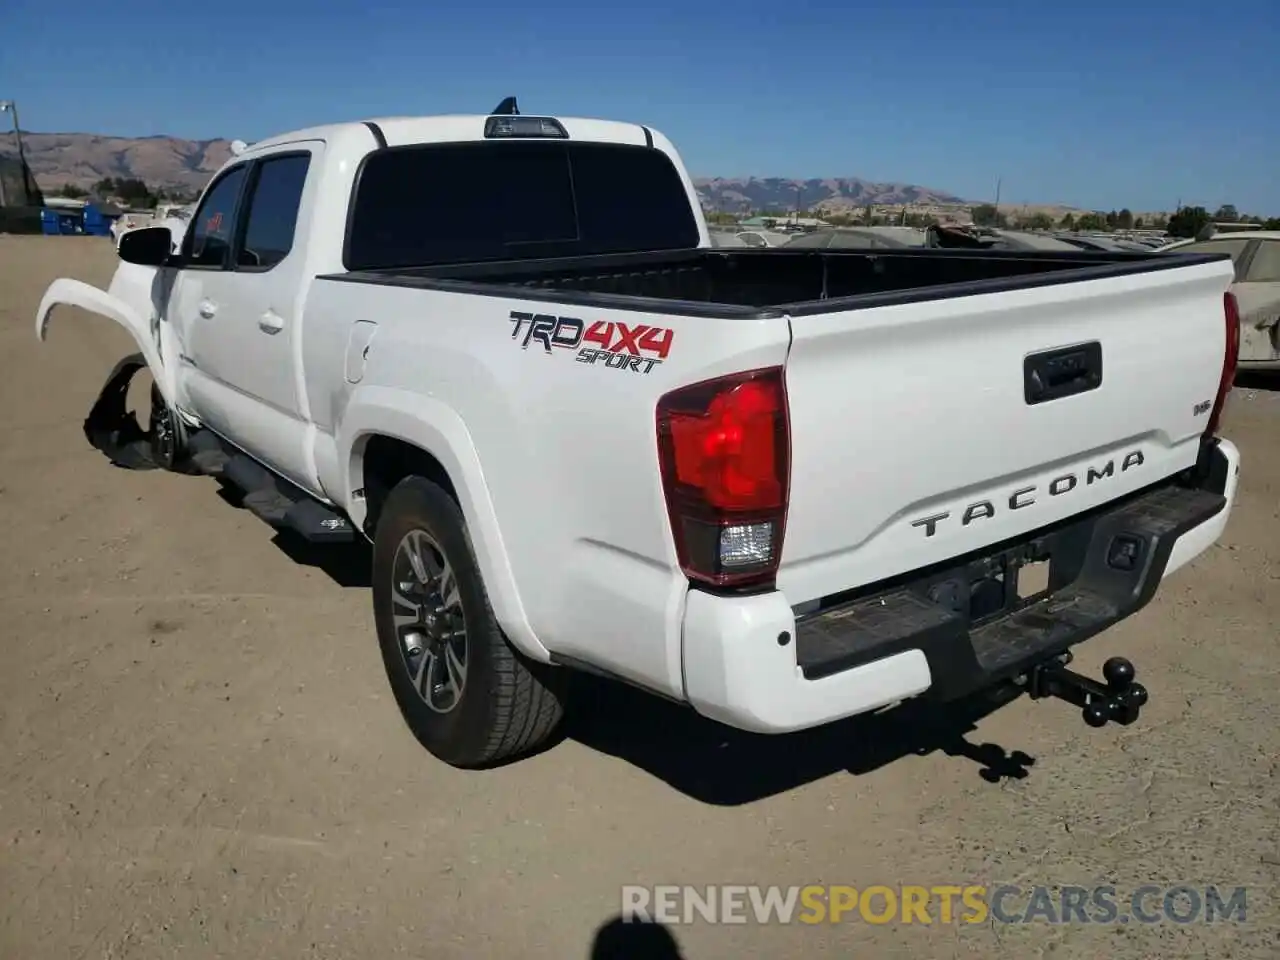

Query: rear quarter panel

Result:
[304,280,790,696]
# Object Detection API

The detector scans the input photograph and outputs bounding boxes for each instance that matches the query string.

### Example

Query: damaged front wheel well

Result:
[82,353,186,471]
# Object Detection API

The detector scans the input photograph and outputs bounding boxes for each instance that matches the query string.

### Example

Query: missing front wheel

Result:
[82,353,187,471]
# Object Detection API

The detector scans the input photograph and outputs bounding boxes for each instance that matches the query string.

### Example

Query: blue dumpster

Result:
[82,203,119,237]
[41,208,83,235]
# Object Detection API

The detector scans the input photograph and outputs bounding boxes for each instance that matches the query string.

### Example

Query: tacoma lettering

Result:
[910,450,1146,538]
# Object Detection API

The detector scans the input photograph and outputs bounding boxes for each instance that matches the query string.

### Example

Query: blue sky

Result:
[3,0,1276,212]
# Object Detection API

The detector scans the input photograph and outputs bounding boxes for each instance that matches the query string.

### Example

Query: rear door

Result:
[776,258,1234,606]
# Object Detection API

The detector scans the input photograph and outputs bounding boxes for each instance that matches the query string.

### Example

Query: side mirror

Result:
[118,226,177,267]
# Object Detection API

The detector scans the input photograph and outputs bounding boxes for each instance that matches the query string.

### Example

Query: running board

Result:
[188,431,356,543]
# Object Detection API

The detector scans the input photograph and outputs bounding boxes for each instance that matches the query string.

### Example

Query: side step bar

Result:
[188,431,356,543]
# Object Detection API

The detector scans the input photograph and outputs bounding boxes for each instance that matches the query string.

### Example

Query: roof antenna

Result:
[492,96,519,116]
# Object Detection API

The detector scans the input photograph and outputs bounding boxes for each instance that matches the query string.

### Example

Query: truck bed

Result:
[324,247,1225,318]
[316,237,1234,618]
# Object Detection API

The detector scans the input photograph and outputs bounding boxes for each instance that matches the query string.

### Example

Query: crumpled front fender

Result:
[35,277,175,405]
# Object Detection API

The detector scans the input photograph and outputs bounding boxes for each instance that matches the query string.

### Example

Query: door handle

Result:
[198,299,218,319]
[258,310,285,334]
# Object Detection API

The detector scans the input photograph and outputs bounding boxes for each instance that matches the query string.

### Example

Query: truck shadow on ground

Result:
[208,485,375,587]
[168,480,1039,804]
[208,515,1037,804]
[265,524,373,587]
[590,916,685,959]
[559,672,1034,805]
[1234,370,1280,392]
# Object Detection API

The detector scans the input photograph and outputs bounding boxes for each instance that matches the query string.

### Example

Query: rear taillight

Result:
[1206,291,1241,437]
[656,367,790,589]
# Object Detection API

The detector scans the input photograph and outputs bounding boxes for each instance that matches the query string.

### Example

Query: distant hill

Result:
[2,131,972,210]
[1,132,234,194]
[695,176,969,214]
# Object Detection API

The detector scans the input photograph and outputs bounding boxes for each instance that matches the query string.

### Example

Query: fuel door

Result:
[344,320,378,384]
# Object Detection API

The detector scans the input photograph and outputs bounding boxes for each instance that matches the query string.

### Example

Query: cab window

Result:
[186,165,249,268]
[345,140,699,270]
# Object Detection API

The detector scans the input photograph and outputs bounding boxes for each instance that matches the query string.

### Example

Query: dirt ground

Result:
[0,235,1277,959]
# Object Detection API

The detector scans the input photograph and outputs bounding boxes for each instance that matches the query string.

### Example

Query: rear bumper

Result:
[681,438,1240,734]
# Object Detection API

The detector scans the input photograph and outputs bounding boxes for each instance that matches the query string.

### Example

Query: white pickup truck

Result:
[37,101,1242,768]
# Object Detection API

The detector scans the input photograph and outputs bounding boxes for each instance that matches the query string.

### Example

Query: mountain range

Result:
[2,131,972,208]
[3,132,234,196]
[694,177,969,214]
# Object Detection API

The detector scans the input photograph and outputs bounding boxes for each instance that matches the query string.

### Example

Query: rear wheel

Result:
[371,476,566,767]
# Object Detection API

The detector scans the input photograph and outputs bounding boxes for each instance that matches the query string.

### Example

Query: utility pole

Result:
[0,100,28,207]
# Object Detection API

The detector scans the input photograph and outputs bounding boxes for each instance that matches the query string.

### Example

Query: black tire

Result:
[372,476,566,767]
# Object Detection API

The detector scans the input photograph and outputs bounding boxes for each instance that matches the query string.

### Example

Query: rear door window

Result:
[237,153,311,270]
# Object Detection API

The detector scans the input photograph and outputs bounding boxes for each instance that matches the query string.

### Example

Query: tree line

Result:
[971,202,1280,237]
[53,178,198,208]
[708,203,1280,237]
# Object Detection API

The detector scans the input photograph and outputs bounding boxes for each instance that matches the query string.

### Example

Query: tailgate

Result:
[777,259,1234,605]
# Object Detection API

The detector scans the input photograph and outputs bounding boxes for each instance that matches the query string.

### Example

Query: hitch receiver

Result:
[1026,654,1149,728]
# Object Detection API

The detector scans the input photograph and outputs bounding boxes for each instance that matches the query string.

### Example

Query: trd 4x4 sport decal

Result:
[508,311,674,375]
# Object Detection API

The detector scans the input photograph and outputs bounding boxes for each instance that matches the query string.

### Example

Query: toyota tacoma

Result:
[36,99,1242,768]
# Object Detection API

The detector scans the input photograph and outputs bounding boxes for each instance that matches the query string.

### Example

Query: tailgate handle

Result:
[1024,342,1102,405]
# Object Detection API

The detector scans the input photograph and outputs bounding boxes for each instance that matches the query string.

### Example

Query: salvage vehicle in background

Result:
[708,229,786,248]
[1160,231,1280,368]
[1057,234,1155,253]
[35,100,1242,769]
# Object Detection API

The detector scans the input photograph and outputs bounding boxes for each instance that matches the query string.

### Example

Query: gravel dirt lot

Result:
[1,235,1277,959]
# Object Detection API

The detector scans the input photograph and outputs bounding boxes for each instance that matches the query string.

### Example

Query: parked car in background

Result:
[926,227,1088,252]
[110,211,156,246]
[783,227,926,249]
[1058,235,1153,253]
[708,229,788,248]
[986,230,1085,252]
[1159,231,1280,368]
